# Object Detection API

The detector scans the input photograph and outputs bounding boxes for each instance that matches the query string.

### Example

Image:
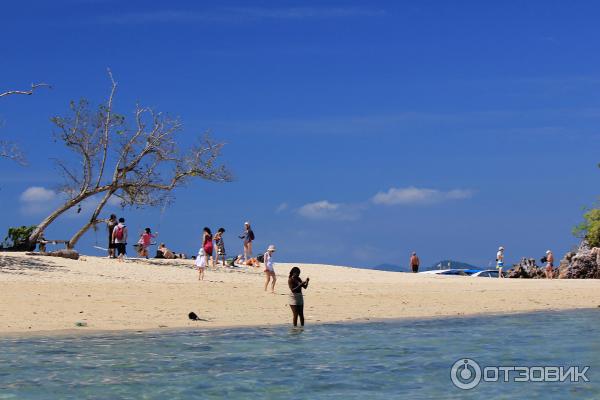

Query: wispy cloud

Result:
[372,187,474,206]
[97,6,386,25]
[275,202,289,213]
[296,200,361,221]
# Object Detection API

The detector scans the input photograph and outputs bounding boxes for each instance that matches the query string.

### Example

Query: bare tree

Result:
[28,71,231,248]
[0,82,51,98]
[1,82,51,164]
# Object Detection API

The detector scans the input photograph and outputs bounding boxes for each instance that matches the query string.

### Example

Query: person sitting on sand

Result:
[545,250,554,279]
[496,246,505,278]
[288,267,309,327]
[264,245,277,293]
[156,243,174,259]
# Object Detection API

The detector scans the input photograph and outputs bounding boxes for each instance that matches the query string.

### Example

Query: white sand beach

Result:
[1,252,600,335]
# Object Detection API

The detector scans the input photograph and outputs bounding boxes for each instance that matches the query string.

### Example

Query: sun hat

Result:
[267,245,276,252]
[499,246,504,251]
[546,250,551,254]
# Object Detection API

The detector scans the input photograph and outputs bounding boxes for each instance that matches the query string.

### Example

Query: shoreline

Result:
[2,252,600,337]
[2,307,597,340]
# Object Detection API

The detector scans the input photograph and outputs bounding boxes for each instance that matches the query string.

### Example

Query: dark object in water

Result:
[188,312,200,321]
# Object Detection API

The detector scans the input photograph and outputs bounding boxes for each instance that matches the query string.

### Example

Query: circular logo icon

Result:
[450,358,482,390]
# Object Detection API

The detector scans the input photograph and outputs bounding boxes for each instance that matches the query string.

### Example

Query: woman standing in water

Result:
[288,266,309,327]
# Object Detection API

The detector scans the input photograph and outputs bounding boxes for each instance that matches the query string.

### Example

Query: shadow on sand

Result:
[0,254,60,275]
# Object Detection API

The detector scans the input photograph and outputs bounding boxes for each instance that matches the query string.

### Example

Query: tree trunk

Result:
[28,187,111,245]
[67,190,116,249]
[28,197,84,244]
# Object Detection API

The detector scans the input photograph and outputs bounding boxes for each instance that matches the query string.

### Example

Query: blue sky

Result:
[1,0,599,268]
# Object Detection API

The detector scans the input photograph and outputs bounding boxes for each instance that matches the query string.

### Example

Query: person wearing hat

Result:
[496,246,505,278]
[239,222,255,263]
[264,244,277,293]
[545,250,554,279]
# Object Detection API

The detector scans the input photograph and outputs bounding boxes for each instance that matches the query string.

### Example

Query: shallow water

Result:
[1,310,600,399]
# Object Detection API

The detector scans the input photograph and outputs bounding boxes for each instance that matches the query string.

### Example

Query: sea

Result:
[1,309,599,399]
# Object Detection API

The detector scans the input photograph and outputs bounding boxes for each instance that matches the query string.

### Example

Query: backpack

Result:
[115,225,125,241]
[256,254,265,263]
[248,230,255,241]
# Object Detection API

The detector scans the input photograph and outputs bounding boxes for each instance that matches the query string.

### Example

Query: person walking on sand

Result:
[195,227,213,280]
[264,245,277,293]
[107,214,118,258]
[496,246,505,278]
[410,252,420,273]
[112,217,128,262]
[288,267,310,327]
[214,228,226,266]
[239,222,255,262]
[137,227,157,259]
[203,226,214,267]
[545,250,554,279]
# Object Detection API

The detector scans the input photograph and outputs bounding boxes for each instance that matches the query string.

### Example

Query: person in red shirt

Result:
[410,252,420,273]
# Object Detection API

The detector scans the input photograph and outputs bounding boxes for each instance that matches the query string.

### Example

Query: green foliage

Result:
[2,225,37,248]
[573,208,600,248]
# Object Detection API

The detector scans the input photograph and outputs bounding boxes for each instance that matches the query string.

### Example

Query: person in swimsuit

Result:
[264,244,277,293]
[545,250,554,279]
[288,266,309,327]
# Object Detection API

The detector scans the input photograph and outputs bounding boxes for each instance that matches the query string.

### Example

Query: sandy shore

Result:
[1,252,600,336]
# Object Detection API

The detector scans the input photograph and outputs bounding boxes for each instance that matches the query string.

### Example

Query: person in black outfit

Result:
[288,267,309,327]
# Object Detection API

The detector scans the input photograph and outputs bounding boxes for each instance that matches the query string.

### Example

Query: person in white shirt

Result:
[496,246,505,278]
[264,245,277,293]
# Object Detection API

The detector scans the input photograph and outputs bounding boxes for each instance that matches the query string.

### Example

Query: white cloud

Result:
[19,186,59,215]
[297,200,360,221]
[372,187,474,206]
[20,186,57,203]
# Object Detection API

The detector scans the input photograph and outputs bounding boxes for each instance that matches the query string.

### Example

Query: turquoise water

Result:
[1,310,600,399]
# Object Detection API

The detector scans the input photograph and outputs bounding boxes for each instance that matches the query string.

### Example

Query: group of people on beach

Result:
[496,246,555,278]
[105,217,308,326]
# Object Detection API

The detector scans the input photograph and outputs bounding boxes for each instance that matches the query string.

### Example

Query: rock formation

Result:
[558,242,600,279]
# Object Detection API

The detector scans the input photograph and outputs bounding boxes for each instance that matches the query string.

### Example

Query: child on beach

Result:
[288,267,309,327]
[214,228,226,266]
[264,245,277,293]
[195,248,206,280]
